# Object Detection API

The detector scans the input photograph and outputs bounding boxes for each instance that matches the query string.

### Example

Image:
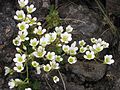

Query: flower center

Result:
[18,57,23,62]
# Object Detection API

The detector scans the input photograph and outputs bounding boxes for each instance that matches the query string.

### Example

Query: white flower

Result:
[14,10,25,20]
[86,45,90,49]
[79,46,87,53]
[25,88,32,90]
[8,79,22,89]
[69,41,78,55]
[40,36,50,47]
[24,14,37,26]
[13,53,26,63]
[36,66,41,74]
[44,33,57,43]
[33,26,46,35]
[68,56,77,64]
[43,64,51,72]
[93,43,103,53]
[79,40,86,46]
[25,14,32,23]
[55,55,63,62]
[69,47,78,55]
[57,44,62,47]
[30,38,39,47]
[101,41,109,48]
[71,41,76,47]
[16,47,22,53]
[104,55,114,65]
[49,32,57,42]
[86,45,93,51]
[96,38,102,44]
[46,52,55,60]
[13,37,21,46]
[15,78,22,82]
[27,4,36,13]
[13,63,24,72]
[91,38,97,43]
[17,22,29,31]
[23,45,27,50]
[8,79,15,89]
[44,34,51,42]
[29,17,37,26]
[66,25,73,32]
[62,45,69,53]
[18,30,29,41]
[55,26,64,35]
[50,60,59,69]
[32,61,39,68]
[53,76,59,83]
[18,0,28,8]
[4,66,11,76]
[61,32,72,43]
[37,22,41,26]
[63,42,78,55]
[33,46,46,58]
[84,51,95,60]
[14,79,23,86]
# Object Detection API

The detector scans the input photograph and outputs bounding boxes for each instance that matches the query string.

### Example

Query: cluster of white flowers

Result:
[8,78,23,89]
[63,41,78,55]
[5,0,115,89]
[78,38,114,64]
[62,41,78,64]
[13,54,26,72]
[31,61,41,74]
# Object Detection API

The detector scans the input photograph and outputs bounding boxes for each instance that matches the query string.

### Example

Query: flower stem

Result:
[45,74,52,90]
[58,70,66,90]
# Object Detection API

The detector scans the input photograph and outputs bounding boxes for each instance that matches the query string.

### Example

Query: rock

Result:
[113,78,120,90]
[58,3,115,46]
[0,14,16,49]
[59,3,101,39]
[0,0,15,17]
[0,47,16,63]
[0,78,4,88]
[0,14,16,64]
[67,61,107,81]
[106,0,120,15]
[30,0,50,20]
[67,82,85,90]
[106,0,120,39]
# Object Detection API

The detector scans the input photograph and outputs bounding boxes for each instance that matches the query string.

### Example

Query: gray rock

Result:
[67,82,85,90]
[106,0,120,15]
[112,78,120,90]
[30,0,50,20]
[58,3,115,46]
[0,14,16,64]
[67,61,107,81]
[59,3,101,39]
[0,14,16,48]
[0,78,4,88]
[0,47,16,63]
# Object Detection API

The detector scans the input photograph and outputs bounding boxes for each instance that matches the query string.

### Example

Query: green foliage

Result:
[30,80,41,90]
[46,5,61,29]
